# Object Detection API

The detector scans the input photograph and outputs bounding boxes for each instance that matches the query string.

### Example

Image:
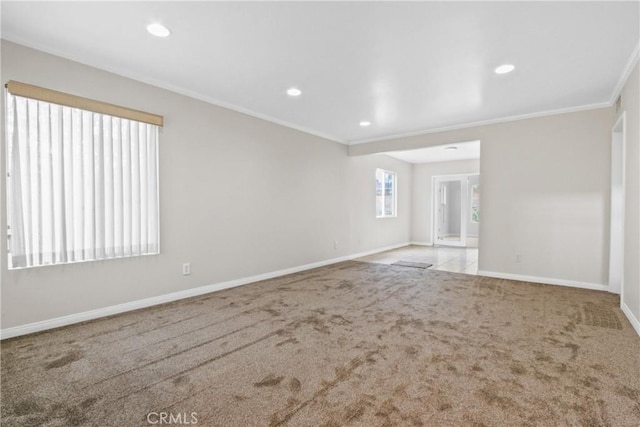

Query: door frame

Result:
[609,112,626,296]
[432,174,470,247]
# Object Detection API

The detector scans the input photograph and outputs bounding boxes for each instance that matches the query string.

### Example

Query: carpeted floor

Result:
[1,261,639,426]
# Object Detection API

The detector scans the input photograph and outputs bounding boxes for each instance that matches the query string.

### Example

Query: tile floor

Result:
[356,244,478,275]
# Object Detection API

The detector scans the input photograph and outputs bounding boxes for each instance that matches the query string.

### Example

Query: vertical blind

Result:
[6,91,160,268]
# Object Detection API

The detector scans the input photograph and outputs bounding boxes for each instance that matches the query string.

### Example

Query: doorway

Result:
[609,112,625,295]
[433,173,479,248]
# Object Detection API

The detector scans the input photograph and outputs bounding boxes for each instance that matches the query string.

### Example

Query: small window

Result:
[375,168,397,218]
[5,83,162,269]
[470,184,480,223]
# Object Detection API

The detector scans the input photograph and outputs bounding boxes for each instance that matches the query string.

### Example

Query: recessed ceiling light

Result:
[444,146,458,150]
[359,121,371,127]
[495,64,515,74]
[147,23,171,38]
[286,88,302,97]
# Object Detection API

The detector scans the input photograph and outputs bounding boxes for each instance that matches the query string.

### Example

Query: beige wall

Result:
[614,61,640,325]
[346,154,412,253]
[0,41,411,329]
[411,159,480,244]
[351,108,612,287]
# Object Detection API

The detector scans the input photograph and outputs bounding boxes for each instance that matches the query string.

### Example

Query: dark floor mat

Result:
[583,302,623,329]
[391,261,433,269]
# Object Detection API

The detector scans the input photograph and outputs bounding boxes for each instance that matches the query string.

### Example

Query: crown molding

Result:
[5,35,635,148]
[347,102,611,145]
[609,41,640,105]
[1,36,347,145]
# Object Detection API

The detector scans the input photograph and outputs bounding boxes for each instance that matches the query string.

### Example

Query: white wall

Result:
[613,61,640,329]
[0,41,411,330]
[411,159,480,244]
[352,108,612,288]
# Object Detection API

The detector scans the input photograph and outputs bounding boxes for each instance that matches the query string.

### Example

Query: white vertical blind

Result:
[6,92,160,269]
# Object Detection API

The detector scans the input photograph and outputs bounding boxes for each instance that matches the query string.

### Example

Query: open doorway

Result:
[381,139,481,272]
[433,173,479,248]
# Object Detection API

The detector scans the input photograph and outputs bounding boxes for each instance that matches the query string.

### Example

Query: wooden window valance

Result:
[5,80,163,127]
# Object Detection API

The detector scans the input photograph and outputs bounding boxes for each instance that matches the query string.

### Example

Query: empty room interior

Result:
[1,2,639,426]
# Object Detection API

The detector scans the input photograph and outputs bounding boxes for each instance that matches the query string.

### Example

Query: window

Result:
[470,184,480,223]
[375,168,397,218]
[5,81,162,269]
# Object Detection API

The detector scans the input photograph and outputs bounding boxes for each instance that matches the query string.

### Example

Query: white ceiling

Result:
[384,140,480,164]
[1,2,638,145]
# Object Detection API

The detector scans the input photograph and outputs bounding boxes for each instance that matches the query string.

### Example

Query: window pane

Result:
[375,169,384,217]
[384,172,394,216]
[471,184,480,223]
[376,168,396,217]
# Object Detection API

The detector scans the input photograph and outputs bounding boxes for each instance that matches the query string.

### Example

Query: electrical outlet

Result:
[515,253,521,263]
[182,263,191,275]
[333,240,338,250]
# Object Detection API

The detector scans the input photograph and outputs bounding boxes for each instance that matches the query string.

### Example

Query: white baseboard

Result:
[477,270,608,292]
[0,242,410,340]
[621,301,640,337]
[346,242,410,259]
[410,241,433,246]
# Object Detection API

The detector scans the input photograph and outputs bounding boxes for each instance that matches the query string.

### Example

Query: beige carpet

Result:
[1,261,639,426]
